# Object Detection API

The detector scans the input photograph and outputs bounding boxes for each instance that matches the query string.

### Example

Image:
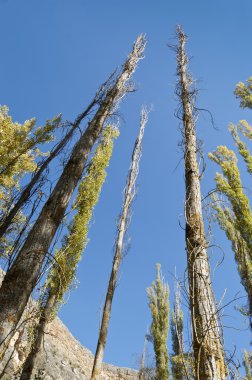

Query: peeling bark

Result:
[91,107,148,380]
[175,27,226,380]
[0,35,146,350]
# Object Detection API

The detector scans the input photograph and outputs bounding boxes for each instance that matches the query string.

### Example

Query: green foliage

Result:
[170,287,185,380]
[229,122,252,174]
[170,285,192,380]
[147,264,169,380]
[211,196,252,313]
[0,105,60,199]
[243,351,252,380]
[209,146,252,316]
[43,125,119,317]
[0,106,61,258]
[171,293,183,359]
[209,146,252,259]
[234,77,252,109]
[209,78,252,318]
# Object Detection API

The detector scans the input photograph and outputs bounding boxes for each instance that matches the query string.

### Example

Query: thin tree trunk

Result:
[19,124,118,379]
[0,74,112,241]
[0,35,146,350]
[19,292,57,380]
[91,107,148,380]
[139,334,148,380]
[175,27,226,380]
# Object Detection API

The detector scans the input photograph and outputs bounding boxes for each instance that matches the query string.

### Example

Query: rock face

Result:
[0,271,138,380]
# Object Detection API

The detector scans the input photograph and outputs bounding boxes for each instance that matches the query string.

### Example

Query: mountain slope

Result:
[0,270,138,380]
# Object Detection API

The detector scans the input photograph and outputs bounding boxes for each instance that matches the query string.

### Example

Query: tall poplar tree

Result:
[174,26,226,379]
[19,125,118,380]
[0,34,146,350]
[91,107,148,380]
[243,351,252,380]
[147,264,169,380]
[170,284,189,380]
[209,78,252,323]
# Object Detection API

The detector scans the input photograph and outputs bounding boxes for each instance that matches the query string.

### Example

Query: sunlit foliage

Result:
[170,286,191,380]
[0,106,60,200]
[42,125,119,317]
[243,350,252,380]
[209,78,252,319]
[235,77,252,109]
[0,106,61,258]
[147,264,169,380]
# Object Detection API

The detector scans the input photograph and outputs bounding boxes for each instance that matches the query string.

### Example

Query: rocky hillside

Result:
[0,271,138,380]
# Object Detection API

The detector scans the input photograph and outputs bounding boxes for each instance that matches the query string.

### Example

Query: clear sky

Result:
[0,0,252,372]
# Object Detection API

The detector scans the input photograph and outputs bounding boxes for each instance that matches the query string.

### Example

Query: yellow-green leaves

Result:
[0,106,61,258]
[234,77,252,109]
[45,125,119,315]
[209,82,252,317]
[210,194,252,317]
[147,264,170,380]
[170,286,188,380]
[243,350,252,380]
[229,122,252,174]
[209,146,252,257]
[0,106,61,199]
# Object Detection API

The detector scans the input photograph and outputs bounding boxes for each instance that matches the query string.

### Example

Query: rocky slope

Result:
[0,271,138,380]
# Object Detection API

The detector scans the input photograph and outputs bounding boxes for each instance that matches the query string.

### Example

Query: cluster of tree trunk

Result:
[0,25,252,380]
[0,33,146,351]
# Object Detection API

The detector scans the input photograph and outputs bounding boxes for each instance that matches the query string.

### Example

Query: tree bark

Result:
[19,292,57,380]
[0,75,112,242]
[91,107,148,380]
[0,35,146,350]
[176,27,226,380]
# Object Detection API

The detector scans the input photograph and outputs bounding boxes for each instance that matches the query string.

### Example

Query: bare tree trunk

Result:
[175,27,226,380]
[19,292,56,380]
[0,35,146,350]
[0,74,113,241]
[91,107,148,380]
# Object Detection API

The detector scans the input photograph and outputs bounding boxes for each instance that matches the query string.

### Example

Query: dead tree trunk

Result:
[19,292,57,380]
[91,107,148,380]
[0,35,146,350]
[175,27,226,380]
[0,76,111,241]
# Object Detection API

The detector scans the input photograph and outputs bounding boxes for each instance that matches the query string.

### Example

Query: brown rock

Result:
[0,270,138,380]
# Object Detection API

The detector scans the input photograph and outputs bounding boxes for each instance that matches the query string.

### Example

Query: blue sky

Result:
[0,0,252,372]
